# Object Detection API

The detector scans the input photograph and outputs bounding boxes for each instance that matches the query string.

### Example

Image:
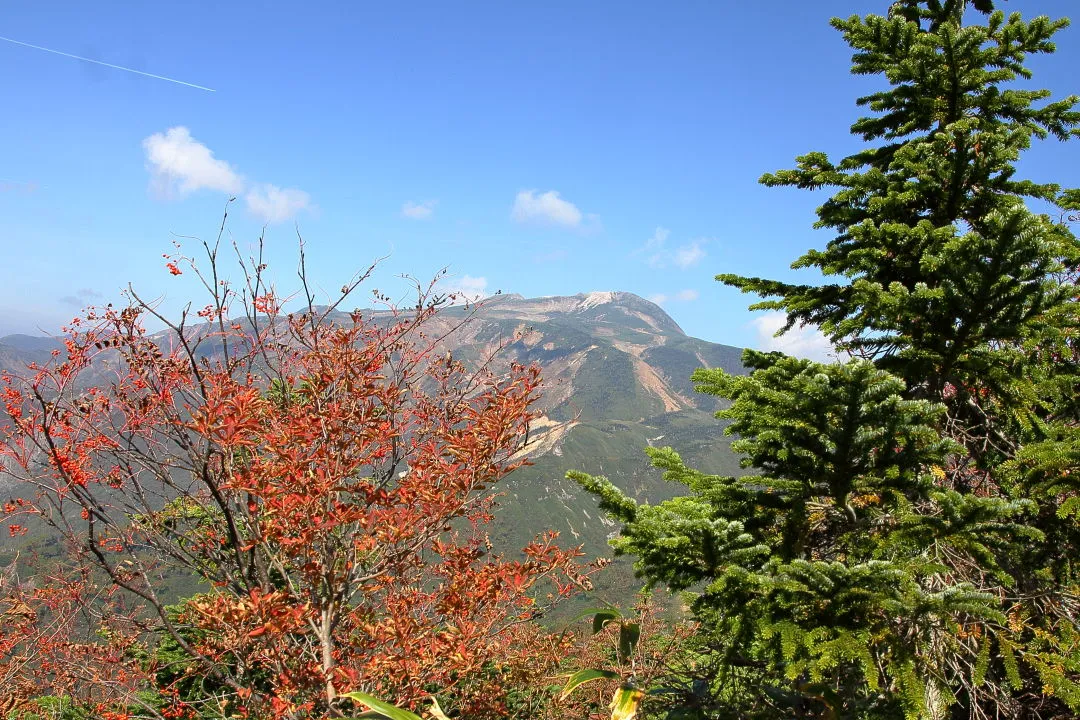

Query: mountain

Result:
[0,292,745,599]
[393,292,746,562]
[0,334,63,373]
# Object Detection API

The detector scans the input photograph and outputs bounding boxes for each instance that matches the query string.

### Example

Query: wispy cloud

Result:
[636,226,708,270]
[401,200,437,219]
[674,242,706,270]
[143,127,243,196]
[441,275,489,303]
[246,184,311,224]
[0,178,39,193]
[142,126,311,224]
[59,288,105,308]
[642,227,670,263]
[648,288,700,306]
[0,35,214,92]
[751,312,836,362]
[511,190,584,228]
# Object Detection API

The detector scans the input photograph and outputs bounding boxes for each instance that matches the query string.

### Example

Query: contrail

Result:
[0,178,42,190]
[0,35,215,92]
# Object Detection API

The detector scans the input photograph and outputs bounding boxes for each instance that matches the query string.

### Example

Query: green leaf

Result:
[341,691,423,720]
[618,621,641,662]
[559,668,622,700]
[609,685,646,720]
[593,609,623,634]
[561,606,622,634]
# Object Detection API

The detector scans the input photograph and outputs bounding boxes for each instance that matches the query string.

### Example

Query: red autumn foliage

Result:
[0,563,150,717]
[0,236,592,718]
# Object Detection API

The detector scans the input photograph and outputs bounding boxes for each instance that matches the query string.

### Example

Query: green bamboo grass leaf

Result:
[341,691,423,720]
[561,605,623,633]
[593,609,623,634]
[559,668,622,700]
[609,685,646,720]
[618,621,641,662]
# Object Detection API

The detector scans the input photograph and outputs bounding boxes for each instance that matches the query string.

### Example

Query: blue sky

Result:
[2,1,1078,356]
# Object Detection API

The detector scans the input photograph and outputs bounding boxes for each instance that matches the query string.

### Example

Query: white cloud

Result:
[442,275,489,303]
[648,289,699,307]
[674,241,706,269]
[143,126,311,224]
[143,126,243,196]
[511,190,583,228]
[637,226,708,269]
[401,200,437,219]
[751,312,836,362]
[642,226,670,267]
[645,226,670,249]
[245,184,311,224]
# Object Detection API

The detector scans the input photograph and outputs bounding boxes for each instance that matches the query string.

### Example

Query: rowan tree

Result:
[1,232,590,719]
[0,561,150,718]
[574,2,1080,718]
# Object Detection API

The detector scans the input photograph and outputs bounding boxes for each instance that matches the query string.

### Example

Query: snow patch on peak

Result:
[578,291,617,310]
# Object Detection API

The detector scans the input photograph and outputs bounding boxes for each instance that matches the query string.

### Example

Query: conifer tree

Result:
[572,2,1080,717]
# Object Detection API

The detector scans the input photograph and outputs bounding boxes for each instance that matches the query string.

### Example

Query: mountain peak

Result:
[576,291,618,310]
[474,291,686,337]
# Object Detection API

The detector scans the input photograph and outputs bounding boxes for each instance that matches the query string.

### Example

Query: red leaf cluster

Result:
[0,245,592,718]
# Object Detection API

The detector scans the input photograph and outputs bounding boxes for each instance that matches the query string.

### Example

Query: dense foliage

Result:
[0,240,593,719]
[574,1,1080,718]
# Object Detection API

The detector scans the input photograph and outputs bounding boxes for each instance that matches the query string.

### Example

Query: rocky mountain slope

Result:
[401,292,746,559]
[0,292,745,597]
